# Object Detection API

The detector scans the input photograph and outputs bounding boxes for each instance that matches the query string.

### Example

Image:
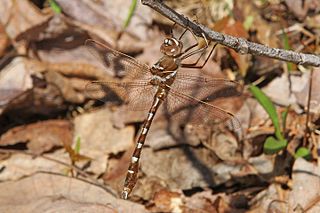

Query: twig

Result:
[141,0,320,67]
[303,69,313,146]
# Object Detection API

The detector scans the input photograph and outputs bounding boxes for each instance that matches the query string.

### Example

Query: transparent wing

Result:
[164,86,241,132]
[85,80,157,111]
[85,39,157,111]
[85,39,152,81]
[172,73,242,102]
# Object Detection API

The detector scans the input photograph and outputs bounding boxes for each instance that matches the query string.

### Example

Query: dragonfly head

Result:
[160,37,183,57]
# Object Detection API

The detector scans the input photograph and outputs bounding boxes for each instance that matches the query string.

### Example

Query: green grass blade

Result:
[123,0,137,29]
[49,0,62,14]
[281,29,293,71]
[243,16,254,31]
[249,85,284,141]
[74,136,81,154]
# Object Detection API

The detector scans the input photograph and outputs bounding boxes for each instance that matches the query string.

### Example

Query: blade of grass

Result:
[123,0,137,29]
[243,15,254,31]
[48,0,62,14]
[281,106,290,133]
[249,85,284,141]
[75,136,81,154]
[281,28,293,72]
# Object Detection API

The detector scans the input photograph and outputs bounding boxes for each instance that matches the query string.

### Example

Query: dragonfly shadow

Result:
[161,83,242,188]
[163,112,217,187]
[86,39,139,78]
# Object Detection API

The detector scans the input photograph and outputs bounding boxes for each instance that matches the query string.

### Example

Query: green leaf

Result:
[123,0,137,29]
[294,147,311,160]
[74,136,81,154]
[281,30,291,51]
[264,136,287,155]
[49,0,62,14]
[281,29,293,71]
[243,16,254,31]
[249,85,284,141]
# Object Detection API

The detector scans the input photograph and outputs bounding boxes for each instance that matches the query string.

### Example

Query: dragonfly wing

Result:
[165,87,241,132]
[85,80,156,111]
[85,39,152,81]
[172,73,242,102]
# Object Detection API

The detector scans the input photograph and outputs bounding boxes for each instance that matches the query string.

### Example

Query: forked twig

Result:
[141,0,320,67]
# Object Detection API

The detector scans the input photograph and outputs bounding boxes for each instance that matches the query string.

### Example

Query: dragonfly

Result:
[85,28,242,199]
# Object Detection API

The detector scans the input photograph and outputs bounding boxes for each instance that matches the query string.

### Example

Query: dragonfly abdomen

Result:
[122,95,163,199]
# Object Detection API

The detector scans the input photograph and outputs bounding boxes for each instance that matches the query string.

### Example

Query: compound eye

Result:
[164,38,173,46]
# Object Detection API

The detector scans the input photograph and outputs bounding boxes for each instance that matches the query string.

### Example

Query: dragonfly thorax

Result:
[151,55,180,75]
[150,70,177,87]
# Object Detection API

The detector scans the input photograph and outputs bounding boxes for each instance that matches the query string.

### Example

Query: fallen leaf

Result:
[203,131,240,161]
[0,151,69,181]
[137,147,242,197]
[0,57,33,108]
[73,107,134,175]
[44,70,85,104]
[0,119,73,155]
[285,0,320,20]
[249,183,289,212]
[56,0,152,51]
[288,158,320,212]
[0,0,52,41]
[294,68,320,114]
[0,172,147,213]
[152,189,183,213]
[0,23,9,57]
[262,73,296,106]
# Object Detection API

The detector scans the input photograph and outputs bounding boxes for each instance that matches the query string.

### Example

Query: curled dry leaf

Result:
[0,23,9,57]
[1,82,67,123]
[56,0,152,51]
[0,57,33,108]
[152,189,183,213]
[184,191,231,213]
[44,70,85,104]
[0,119,73,155]
[0,0,52,41]
[202,132,240,161]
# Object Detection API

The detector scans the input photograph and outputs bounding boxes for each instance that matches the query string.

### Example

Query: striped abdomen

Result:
[121,93,163,199]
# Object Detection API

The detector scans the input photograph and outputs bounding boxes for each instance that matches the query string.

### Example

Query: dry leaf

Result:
[0,119,73,155]
[73,107,134,175]
[288,158,320,212]
[0,173,147,213]
[0,57,33,108]
[0,0,52,41]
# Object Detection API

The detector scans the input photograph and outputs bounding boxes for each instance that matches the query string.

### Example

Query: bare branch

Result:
[141,0,320,67]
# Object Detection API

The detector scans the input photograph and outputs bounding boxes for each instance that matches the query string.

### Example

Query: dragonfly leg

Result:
[181,42,218,69]
[179,28,202,55]
[181,32,211,59]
